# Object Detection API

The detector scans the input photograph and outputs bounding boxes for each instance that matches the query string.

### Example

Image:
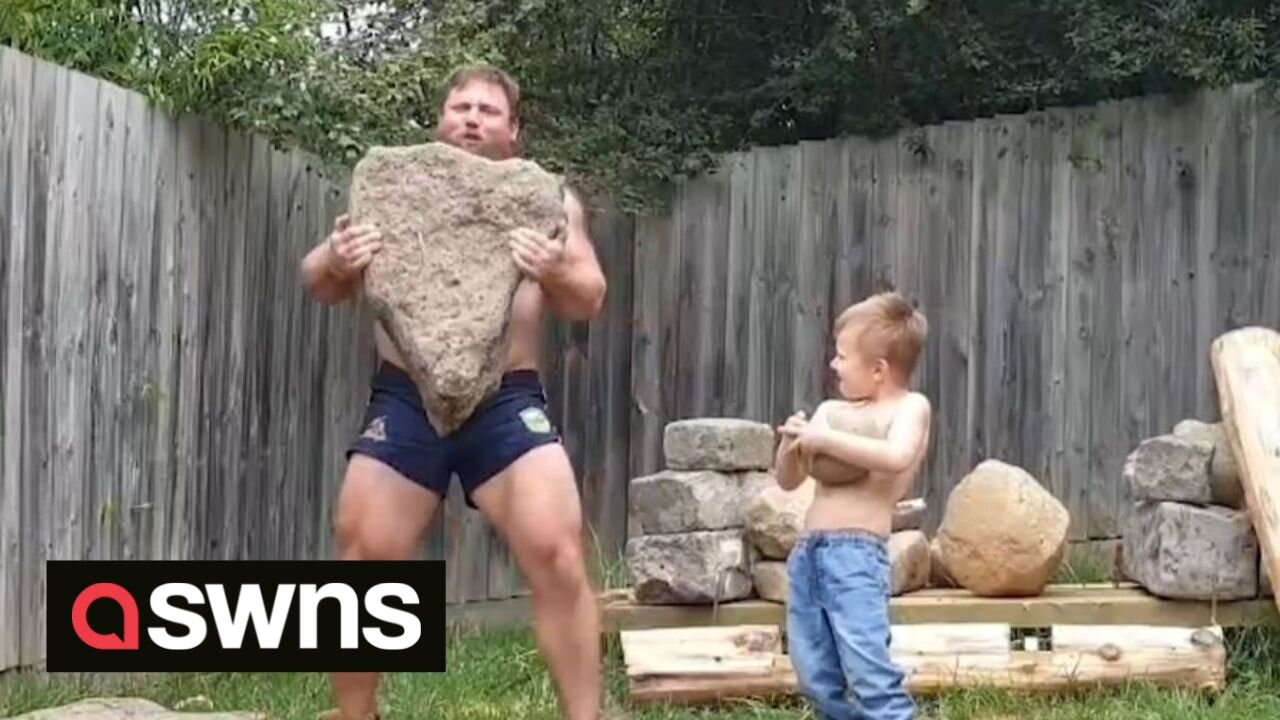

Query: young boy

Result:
[774,291,932,720]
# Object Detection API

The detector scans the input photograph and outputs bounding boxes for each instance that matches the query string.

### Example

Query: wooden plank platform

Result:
[620,624,1229,704]
[601,584,1279,630]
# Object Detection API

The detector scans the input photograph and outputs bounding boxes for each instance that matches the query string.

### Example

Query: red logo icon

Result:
[71,582,139,650]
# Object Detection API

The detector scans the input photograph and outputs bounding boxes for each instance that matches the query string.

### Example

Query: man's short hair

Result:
[834,291,928,381]
[440,63,521,123]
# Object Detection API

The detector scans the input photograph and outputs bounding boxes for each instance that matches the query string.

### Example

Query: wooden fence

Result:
[4,42,1280,672]
[628,81,1280,542]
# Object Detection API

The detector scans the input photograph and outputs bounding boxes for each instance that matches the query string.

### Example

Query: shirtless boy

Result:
[299,64,606,720]
[774,291,932,720]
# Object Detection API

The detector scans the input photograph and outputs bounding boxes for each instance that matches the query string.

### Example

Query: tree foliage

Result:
[4,0,1279,212]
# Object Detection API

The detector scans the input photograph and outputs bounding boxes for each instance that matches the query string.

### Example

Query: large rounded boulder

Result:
[937,459,1070,597]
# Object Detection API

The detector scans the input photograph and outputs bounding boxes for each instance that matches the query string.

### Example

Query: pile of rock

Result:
[625,418,777,604]
[624,418,1089,604]
[624,417,943,605]
[1120,419,1269,600]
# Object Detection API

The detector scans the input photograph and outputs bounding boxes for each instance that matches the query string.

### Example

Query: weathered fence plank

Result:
[580,209,636,567]
[18,52,65,669]
[745,148,778,422]
[768,146,802,421]
[1251,92,1280,351]
[720,152,755,420]
[1043,109,1073,529]
[930,121,974,529]
[793,141,836,413]
[147,110,179,565]
[0,45,33,672]
[118,92,155,563]
[1085,100,1126,539]
[1015,112,1053,489]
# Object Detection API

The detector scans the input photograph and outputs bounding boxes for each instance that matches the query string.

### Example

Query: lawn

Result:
[3,622,1280,720]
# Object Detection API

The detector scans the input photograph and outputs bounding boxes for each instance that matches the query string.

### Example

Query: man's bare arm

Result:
[538,190,607,321]
[300,214,381,304]
[807,394,931,476]
[300,241,360,303]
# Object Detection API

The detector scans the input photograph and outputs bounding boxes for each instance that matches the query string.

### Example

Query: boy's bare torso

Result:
[375,279,545,371]
[804,396,928,538]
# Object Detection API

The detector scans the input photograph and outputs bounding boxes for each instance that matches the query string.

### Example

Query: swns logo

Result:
[47,561,446,672]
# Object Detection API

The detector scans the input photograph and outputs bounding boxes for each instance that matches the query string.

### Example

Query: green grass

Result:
[4,624,1280,719]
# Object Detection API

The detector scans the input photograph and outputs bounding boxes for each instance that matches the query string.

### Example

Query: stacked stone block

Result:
[1121,419,1263,600]
[624,419,776,605]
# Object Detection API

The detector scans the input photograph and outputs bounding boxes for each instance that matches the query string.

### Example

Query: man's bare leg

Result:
[328,454,441,720]
[471,444,601,720]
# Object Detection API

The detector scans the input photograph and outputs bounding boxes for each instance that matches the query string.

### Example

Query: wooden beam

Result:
[621,625,781,678]
[624,624,1227,705]
[1210,326,1280,614]
[602,584,1279,631]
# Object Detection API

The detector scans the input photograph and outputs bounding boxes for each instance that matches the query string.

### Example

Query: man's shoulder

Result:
[561,183,588,214]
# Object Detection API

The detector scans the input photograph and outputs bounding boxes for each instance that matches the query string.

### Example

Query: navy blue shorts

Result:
[346,361,562,508]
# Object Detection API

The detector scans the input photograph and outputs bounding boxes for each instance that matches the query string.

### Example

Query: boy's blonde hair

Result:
[834,291,928,382]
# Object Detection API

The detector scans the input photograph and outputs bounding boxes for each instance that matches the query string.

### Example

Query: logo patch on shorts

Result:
[519,407,552,434]
[361,416,387,442]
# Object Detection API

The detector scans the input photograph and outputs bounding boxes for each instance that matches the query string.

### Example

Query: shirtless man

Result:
[299,64,606,720]
[773,291,932,720]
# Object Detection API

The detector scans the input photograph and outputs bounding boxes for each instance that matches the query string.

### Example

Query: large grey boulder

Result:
[626,530,753,604]
[936,459,1070,597]
[1123,434,1234,506]
[663,418,774,471]
[352,141,564,434]
[1122,500,1258,600]
[1171,420,1246,508]
[629,470,773,534]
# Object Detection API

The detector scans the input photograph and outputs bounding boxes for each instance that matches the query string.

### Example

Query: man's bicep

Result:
[561,190,600,266]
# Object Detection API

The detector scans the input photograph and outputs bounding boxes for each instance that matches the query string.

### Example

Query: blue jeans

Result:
[787,529,915,720]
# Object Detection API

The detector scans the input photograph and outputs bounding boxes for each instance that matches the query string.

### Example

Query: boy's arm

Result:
[808,394,931,476]
[774,421,807,491]
[510,189,607,321]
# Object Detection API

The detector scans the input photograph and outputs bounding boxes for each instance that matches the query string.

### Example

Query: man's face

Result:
[434,79,519,160]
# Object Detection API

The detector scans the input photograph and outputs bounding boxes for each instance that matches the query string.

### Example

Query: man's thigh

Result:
[337,362,454,557]
[334,454,442,558]
[452,370,577,542]
[469,443,583,551]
